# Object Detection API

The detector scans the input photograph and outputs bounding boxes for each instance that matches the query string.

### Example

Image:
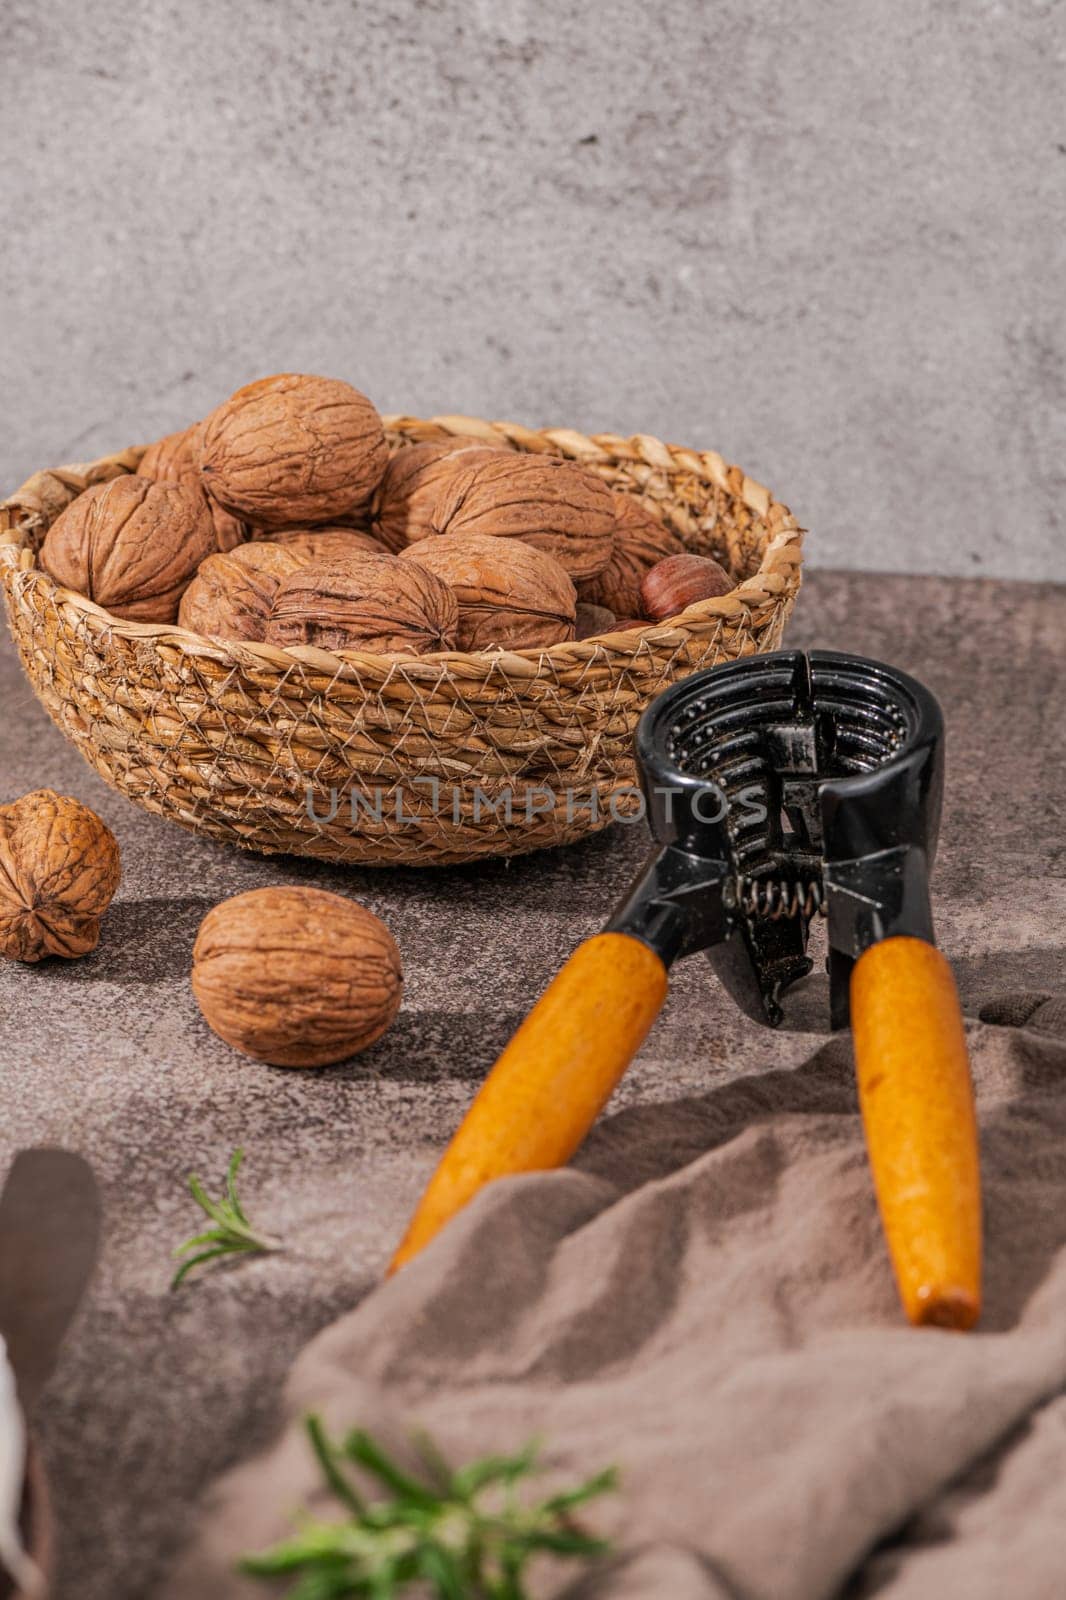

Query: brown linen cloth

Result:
[165,996,1066,1600]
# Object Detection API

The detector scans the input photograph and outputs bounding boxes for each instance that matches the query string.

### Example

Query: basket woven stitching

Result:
[0,417,802,865]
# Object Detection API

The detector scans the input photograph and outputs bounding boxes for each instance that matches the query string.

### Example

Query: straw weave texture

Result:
[0,417,803,866]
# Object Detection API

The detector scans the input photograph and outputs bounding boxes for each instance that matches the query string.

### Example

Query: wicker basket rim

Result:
[0,414,803,682]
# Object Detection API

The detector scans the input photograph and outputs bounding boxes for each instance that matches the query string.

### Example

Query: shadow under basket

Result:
[0,415,803,867]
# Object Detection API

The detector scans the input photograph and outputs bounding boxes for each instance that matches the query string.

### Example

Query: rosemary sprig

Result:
[241,1416,617,1598]
[171,1147,281,1290]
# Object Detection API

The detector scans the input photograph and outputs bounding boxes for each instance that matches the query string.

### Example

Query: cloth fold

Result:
[165,996,1066,1600]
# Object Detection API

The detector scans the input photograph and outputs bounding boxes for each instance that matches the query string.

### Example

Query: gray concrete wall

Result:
[2,0,1063,580]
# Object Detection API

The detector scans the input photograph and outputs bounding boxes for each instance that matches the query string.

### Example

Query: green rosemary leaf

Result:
[486,1561,526,1600]
[342,1430,438,1507]
[411,1430,455,1495]
[173,1227,228,1256]
[306,1416,366,1517]
[452,1442,539,1498]
[171,1148,281,1290]
[416,1544,466,1599]
[186,1173,233,1231]
[289,1573,353,1600]
[242,1419,617,1599]
[170,1245,234,1292]
[241,1541,325,1577]
[522,1528,611,1557]
[226,1147,251,1225]
[541,1466,620,1514]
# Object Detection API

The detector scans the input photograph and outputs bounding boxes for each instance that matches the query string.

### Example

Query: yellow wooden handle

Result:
[851,936,981,1330]
[389,932,668,1274]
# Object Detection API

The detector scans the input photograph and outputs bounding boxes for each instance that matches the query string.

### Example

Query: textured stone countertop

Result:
[0,570,1062,1598]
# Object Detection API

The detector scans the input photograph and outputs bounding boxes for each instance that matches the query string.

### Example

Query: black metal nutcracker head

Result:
[608,650,945,1029]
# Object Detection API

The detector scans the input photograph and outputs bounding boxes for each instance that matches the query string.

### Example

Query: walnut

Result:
[178,542,306,642]
[0,790,121,962]
[40,475,216,622]
[196,373,388,528]
[138,428,192,482]
[371,436,506,552]
[191,886,402,1067]
[400,533,575,650]
[579,493,685,616]
[265,552,459,655]
[641,552,734,621]
[139,425,249,551]
[575,602,617,640]
[261,524,387,562]
[426,451,615,582]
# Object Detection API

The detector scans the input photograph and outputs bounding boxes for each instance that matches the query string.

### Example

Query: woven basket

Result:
[0,416,803,867]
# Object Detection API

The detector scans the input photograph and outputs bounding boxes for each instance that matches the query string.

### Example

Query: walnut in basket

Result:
[426,451,615,583]
[264,552,458,655]
[371,436,507,552]
[0,789,120,962]
[139,426,249,551]
[191,886,402,1067]
[178,542,306,643]
[196,373,388,528]
[400,532,576,650]
[40,475,216,623]
[261,524,387,562]
[579,493,685,617]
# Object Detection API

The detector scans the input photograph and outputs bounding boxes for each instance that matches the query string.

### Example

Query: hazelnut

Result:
[640,552,734,622]
[40,475,216,623]
[196,373,388,528]
[580,493,684,617]
[178,542,306,642]
[400,532,575,650]
[261,525,387,562]
[265,552,459,655]
[0,789,121,962]
[427,451,615,582]
[371,436,506,552]
[575,602,617,640]
[139,425,249,551]
[191,886,402,1067]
